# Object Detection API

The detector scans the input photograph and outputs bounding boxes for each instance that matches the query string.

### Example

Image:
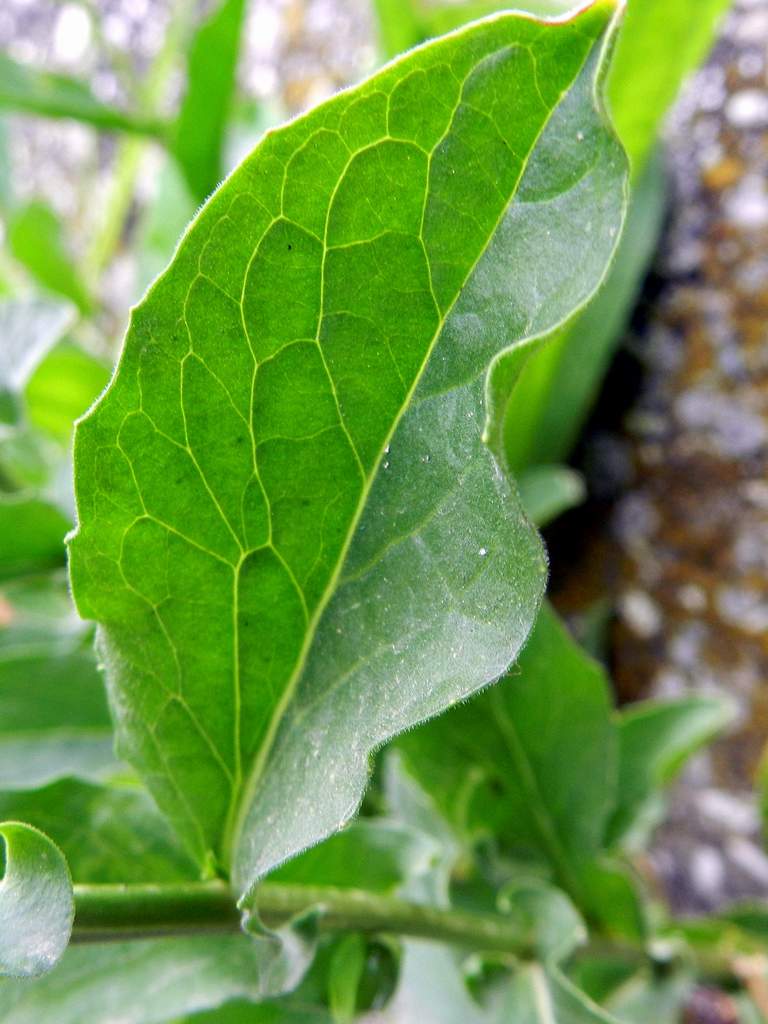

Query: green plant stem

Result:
[72,881,535,955]
[72,882,240,942]
[575,937,742,988]
[71,882,757,992]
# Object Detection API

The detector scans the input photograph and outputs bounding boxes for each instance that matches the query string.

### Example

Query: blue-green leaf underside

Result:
[0,935,298,1023]
[69,1,626,899]
[0,821,73,978]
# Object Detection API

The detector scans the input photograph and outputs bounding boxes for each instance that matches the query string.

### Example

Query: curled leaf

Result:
[0,820,74,977]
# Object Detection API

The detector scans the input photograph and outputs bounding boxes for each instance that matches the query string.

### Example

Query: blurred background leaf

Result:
[171,0,248,201]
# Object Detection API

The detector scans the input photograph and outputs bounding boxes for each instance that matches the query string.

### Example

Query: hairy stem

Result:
[71,882,754,991]
[72,881,535,955]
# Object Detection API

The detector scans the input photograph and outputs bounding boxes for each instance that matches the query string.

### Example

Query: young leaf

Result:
[602,971,692,1024]
[606,695,736,849]
[0,732,114,793]
[8,203,92,314]
[397,604,616,897]
[0,496,69,582]
[383,942,489,1024]
[0,54,166,139]
[384,943,620,1024]
[499,880,586,963]
[372,0,572,59]
[135,158,197,294]
[0,297,76,411]
[371,0,425,59]
[182,1002,333,1023]
[577,859,646,942]
[172,0,248,201]
[517,464,586,527]
[384,752,463,907]
[608,0,730,173]
[327,932,366,1024]
[0,117,11,212]
[69,2,627,897]
[0,821,73,977]
[25,343,111,446]
[502,965,622,1023]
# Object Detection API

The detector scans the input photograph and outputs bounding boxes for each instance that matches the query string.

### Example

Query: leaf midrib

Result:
[220,26,599,875]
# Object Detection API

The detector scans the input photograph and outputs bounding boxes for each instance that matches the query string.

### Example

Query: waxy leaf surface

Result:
[69,1,626,897]
[0,821,73,977]
[0,935,301,1023]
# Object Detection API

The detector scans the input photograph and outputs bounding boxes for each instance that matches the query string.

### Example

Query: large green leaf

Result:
[373,0,728,177]
[501,0,727,469]
[172,0,248,200]
[0,821,73,978]
[69,2,627,897]
[390,0,724,475]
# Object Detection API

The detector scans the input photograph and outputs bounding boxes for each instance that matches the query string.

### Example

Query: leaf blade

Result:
[69,4,627,897]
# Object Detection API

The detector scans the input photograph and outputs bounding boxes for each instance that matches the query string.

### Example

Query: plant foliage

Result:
[0,0,756,1020]
[68,1,626,901]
